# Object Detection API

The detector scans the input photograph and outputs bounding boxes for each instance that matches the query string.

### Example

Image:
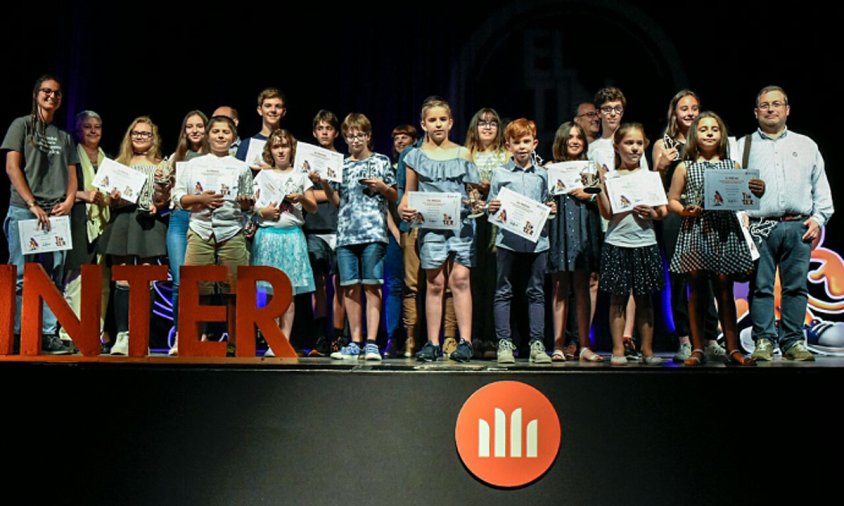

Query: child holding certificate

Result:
[667,112,764,366]
[464,107,508,358]
[251,129,317,355]
[309,113,396,361]
[487,119,556,365]
[547,121,603,362]
[595,123,667,366]
[98,116,171,355]
[172,116,254,354]
[398,99,480,362]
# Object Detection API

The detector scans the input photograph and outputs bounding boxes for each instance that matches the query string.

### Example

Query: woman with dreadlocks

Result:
[1,75,78,354]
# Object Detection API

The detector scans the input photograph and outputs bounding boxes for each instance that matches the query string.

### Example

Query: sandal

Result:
[684,348,705,367]
[564,342,578,360]
[579,347,604,362]
[551,349,566,362]
[727,349,756,367]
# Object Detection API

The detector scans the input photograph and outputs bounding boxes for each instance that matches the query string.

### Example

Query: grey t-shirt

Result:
[1,115,78,208]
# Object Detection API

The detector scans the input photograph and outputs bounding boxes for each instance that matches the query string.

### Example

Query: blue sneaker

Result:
[449,339,473,362]
[331,341,361,360]
[416,341,441,362]
[363,342,382,361]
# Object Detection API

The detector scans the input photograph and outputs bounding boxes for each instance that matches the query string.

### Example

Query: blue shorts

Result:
[418,221,475,270]
[336,242,386,286]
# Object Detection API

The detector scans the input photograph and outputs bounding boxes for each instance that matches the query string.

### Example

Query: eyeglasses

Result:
[346,133,369,141]
[757,101,787,111]
[577,111,598,118]
[478,120,498,128]
[39,88,62,97]
[600,105,624,115]
[130,131,154,139]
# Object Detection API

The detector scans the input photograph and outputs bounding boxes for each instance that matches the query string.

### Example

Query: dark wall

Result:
[2,1,840,286]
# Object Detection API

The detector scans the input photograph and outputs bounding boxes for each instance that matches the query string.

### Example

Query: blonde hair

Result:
[116,116,162,165]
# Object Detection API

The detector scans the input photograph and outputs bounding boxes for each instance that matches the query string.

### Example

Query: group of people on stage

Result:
[3,75,833,366]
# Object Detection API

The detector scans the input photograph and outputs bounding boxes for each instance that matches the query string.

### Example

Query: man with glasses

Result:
[740,86,834,362]
[574,102,600,144]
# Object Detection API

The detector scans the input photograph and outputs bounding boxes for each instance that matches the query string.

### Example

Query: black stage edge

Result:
[2,358,840,505]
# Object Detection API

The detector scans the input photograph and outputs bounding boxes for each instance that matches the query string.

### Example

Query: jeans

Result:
[4,206,65,334]
[336,242,386,286]
[383,234,403,339]
[750,220,812,351]
[494,248,547,344]
[166,209,190,324]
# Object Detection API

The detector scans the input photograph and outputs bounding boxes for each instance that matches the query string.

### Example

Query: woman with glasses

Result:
[98,116,172,355]
[1,75,78,354]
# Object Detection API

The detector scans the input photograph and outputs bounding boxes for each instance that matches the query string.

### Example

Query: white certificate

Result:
[604,170,667,214]
[190,162,241,201]
[293,142,345,183]
[490,186,550,243]
[407,191,462,231]
[244,139,267,168]
[253,171,295,208]
[546,160,591,196]
[703,169,760,211]
[18,216,73,254]
[92,158,147,204]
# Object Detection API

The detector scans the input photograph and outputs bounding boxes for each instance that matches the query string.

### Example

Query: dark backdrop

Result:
[2,0,840,325]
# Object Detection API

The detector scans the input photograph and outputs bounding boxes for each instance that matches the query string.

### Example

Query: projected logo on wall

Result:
[455,381,561,488]
[736,227,844,355]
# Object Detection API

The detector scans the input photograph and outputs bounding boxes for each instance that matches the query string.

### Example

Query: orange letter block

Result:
[178,266,228,357]
[0,265,15,355]
[236,266,295,358]
[21,263,102,356]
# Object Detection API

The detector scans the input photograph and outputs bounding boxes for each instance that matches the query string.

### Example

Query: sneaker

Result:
[704,341,727,361]
[623,336,641,361]
[673,342,692,363]
[42,334,72,355]
[751,338,775,361]
[331,341,361,360]
[450,339,473,362]
[110,332,129,356]
[783,342,815,361]
[416,341,441,362]
[363,342,382,361]
[168,333,178,357]
[497,339,516,365]
[529,340,551,364]
[264,347,275,357]
[442,337,458,357]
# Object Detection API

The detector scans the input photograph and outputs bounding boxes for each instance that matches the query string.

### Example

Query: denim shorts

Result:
[336,242,386,286]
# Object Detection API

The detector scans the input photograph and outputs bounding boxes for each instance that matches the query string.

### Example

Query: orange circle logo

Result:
[455,381,561,488]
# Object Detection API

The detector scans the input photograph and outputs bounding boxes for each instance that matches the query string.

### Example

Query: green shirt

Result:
[1,115,79,208]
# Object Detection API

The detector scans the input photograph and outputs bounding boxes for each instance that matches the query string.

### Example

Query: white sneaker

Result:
[264,347,276,357]
[529,340,552,364]
[168,333,178,356]
[111,332,129,356]
[673,342,692,363]
[704,340,727,360]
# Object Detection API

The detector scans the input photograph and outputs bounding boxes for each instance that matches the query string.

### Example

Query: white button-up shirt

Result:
[738,128,833,226]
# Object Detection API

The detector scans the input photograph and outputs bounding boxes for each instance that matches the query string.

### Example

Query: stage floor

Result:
[2,351,843,369]
[3,350,839,505]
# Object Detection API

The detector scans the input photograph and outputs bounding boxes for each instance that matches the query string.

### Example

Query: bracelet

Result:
[27,200,37,208]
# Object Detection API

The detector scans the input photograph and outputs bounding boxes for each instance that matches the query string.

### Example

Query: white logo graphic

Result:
[477,408,538,458]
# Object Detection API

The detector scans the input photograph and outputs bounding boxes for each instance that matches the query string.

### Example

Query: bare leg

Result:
[425,267,446,345]
[364,285,382,342]
[343,284,363,343]
[449,262,472,342]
